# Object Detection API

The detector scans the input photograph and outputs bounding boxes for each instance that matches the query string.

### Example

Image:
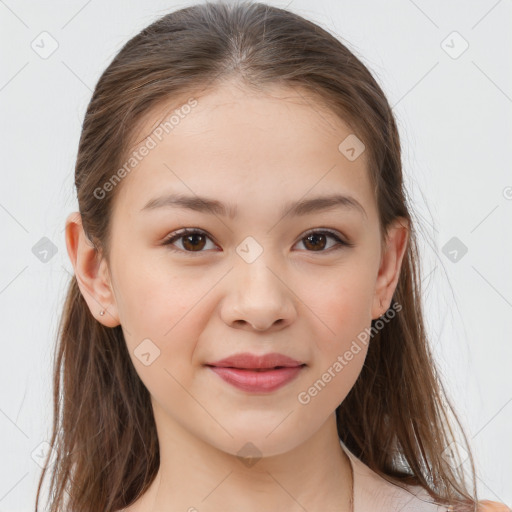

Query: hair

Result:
[36,1,480,511]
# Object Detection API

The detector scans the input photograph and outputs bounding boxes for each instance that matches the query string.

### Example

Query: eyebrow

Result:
[140,192,367,220]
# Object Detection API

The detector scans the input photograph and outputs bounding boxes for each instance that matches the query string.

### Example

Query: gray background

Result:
[1,0,511,509]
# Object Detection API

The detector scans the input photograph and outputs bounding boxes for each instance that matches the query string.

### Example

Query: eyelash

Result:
[161,228,354,255]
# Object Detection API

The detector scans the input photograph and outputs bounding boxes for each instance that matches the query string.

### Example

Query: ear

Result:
[64,212,120,327]
[371,217,409,320]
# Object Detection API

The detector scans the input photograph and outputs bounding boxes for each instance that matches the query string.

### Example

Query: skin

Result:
[65,80,409,512]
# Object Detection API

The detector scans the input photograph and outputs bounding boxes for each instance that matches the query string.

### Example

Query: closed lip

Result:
[205,352,305,370]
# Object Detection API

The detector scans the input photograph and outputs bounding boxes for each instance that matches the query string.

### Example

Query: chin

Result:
[205,428,305,461]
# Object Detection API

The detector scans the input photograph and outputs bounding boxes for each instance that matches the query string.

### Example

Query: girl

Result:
[36,2,509,511]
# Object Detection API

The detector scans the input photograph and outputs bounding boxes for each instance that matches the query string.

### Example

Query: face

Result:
[70,80,408,458]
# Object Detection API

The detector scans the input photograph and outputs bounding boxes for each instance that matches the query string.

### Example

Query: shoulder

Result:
[340,441,510,512]
[449,503,511,512]
[476,502,511,512]
[346,446,447,511]
[354,470,511,512]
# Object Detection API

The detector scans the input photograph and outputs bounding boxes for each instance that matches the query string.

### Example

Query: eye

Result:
[294,229,353,252]
[162,228,217,254]
[161,228,353,255]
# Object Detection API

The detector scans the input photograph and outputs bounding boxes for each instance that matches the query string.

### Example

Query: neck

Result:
[127,406,353,512]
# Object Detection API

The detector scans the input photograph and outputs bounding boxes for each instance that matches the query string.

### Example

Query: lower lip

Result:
[207,365,305,393]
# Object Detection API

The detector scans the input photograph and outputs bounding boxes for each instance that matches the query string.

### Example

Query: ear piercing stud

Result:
[99,310,105,316]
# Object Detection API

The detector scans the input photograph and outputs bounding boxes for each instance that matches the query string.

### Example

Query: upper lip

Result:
[206,352,305,369]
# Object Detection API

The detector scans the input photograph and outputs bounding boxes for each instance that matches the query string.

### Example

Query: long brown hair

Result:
[36,1,479,510]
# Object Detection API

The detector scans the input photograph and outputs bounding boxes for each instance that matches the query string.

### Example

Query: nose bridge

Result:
[222,236,295,330]
[234,239,284,302]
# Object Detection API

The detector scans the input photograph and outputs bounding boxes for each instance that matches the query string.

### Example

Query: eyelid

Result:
[161,227,218,255]
[161,227,354,254]
[300,228,353,247]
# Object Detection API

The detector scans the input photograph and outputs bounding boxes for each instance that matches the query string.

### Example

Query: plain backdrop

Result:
[0,0,511,510]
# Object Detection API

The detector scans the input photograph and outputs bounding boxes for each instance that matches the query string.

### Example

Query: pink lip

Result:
[205,352,306,393]
[206,352,304,369]
[207,366,305,392]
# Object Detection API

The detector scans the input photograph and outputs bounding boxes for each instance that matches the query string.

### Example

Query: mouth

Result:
[205,364,305,371]
[205,352,305,370]
[205,364,306,393]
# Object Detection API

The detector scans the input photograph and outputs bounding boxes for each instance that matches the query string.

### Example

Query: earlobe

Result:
[64,212,120,327]
[371,217,409,320]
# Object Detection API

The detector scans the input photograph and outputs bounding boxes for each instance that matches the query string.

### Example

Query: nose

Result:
[220,257,297,332]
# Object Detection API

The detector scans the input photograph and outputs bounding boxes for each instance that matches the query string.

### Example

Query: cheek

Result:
[297,267,374,404]
[115,261,207,380]
[119,277,205,416]
[116,252,202,333]
[117,262,234,399]
[303,265,376,343]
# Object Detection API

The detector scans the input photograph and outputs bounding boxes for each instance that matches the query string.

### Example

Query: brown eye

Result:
[303,232,328,251]
[162,228,353,256]
[162,228,216,254]
[296,230,350,252]
[181,232,206,251]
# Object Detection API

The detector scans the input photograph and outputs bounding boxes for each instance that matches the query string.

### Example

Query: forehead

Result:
[111,81,375,223]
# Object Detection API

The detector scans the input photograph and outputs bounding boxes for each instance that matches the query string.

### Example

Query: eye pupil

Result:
[304,233,326,251]
[182,233,206,251]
